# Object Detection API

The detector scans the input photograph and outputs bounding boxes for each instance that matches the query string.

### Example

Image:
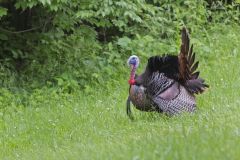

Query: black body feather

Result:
[136,27,209,94]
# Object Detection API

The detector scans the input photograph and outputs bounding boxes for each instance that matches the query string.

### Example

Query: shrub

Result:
[0,0,239,92]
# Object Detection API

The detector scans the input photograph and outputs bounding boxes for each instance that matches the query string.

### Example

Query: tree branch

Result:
[0,26,42,34]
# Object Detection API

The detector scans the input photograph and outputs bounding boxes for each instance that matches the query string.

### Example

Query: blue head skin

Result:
[127,55,139,67]
[127,55,140,85]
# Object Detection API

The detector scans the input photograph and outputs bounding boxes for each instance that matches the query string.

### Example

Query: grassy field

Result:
[0,24,240,160]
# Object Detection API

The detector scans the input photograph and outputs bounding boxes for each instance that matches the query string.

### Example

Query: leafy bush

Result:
[0,0,239,92]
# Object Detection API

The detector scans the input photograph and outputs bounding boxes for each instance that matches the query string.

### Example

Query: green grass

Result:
[1,24,240,160]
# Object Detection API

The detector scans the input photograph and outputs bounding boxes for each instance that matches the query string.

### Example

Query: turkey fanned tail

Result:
[144,27,208,94]
[178,27,209,94]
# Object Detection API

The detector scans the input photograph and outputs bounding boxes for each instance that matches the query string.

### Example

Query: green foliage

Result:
[0,24,240,159]
[0,0,239,92]
[0,6,7,18]
[0,1,240,159]
[208,1,240,24]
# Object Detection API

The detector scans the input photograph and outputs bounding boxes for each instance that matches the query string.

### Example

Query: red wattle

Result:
[128,79,136,85]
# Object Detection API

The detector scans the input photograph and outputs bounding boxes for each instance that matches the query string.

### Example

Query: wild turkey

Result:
[126,27,209,119]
